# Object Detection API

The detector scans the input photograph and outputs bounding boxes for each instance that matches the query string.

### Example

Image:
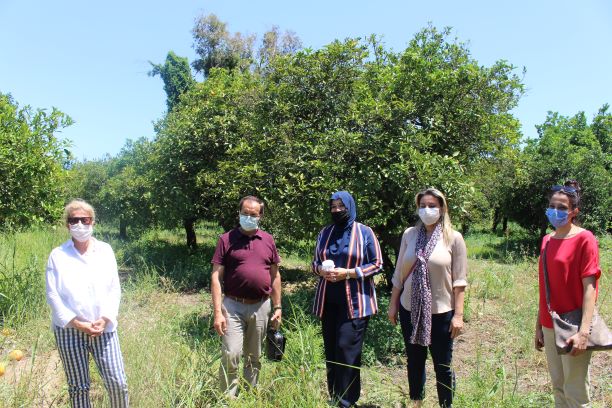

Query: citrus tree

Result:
[0,93,72,228]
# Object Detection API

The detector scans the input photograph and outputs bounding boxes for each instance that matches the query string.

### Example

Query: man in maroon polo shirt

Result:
[211,195,282,396]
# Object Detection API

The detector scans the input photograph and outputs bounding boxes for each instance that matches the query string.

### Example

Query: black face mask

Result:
[331,210,349,225]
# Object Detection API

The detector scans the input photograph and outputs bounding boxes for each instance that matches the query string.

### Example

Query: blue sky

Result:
[1,1,611,160]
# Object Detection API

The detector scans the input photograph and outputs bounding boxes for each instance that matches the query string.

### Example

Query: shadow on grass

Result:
[177,310,219,350]
[466,230,541,264]
[121,238,216,291]
[280,266,312,283]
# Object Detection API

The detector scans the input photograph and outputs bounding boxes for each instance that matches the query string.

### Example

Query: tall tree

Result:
[191,14,255,77]
[258,25,302,68]
[152,69,261,247]
[149,51,195,111]
[207,28,525,284]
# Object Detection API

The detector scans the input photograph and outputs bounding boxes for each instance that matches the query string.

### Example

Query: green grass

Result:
[0,226,610,407]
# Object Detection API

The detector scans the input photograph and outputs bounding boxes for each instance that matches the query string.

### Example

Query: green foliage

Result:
[149,51,195,111]
[362,294,405,365]
[191,14,255,77]
[191,14,302,78]
[100,138,158,235]
[0,227,67,324]
[64,156,113,216]
[505,108,611,234]
[0,93,72,228]
[178,27,525,279]
[152,69,262,230]
[67,138,157,237]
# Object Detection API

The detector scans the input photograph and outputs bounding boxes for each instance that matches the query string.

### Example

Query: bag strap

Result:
[401,261,418,288]
[542,237,553,313]
[396,260,417,308]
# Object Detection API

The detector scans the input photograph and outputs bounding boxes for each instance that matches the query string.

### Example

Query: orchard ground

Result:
[0,225,609,407]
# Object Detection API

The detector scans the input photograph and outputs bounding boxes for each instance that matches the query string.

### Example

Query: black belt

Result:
[225,295,269,304]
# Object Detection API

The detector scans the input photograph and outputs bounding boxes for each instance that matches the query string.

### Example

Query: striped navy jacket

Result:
[312,222,383,319]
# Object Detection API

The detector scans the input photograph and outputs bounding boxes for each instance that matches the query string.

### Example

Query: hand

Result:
[213,310,227,336]
[534,327,544,351]
[567,331,588,356]
[70,318,103,336]
[387,302,398,326]
[335,268,350,279]
[449,314,464,339]
[91,318,108,337]
[324,268,349,282]
[270,309,282,330]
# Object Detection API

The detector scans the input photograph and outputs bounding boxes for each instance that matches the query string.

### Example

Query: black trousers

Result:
[321,302,369,408]
[400,305,455,408]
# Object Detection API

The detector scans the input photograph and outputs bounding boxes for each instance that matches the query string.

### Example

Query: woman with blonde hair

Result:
[388,188,468,407]
[46,199,129,407]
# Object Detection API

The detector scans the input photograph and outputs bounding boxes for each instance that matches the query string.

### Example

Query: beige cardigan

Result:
[391,227,468,314]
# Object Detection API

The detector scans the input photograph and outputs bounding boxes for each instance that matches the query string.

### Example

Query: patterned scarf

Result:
[409,222,442,346]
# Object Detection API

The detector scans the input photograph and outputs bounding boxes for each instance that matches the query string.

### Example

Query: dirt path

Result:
[3,349,64,406]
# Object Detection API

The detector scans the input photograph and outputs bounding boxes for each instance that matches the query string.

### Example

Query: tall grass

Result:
[0,228,68,326]
[0,226,610,407]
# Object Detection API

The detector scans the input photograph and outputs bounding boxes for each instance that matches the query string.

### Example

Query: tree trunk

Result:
[461,222,470,235]
[119,217,128,240]
[502,216,509,234]
[379,237,400,292]
[492,207,500,232]
[373,222,402,292]
[382,249,395,292]
[184,217,197,249]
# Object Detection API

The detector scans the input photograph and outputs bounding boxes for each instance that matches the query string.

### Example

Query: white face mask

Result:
[418,207,441,226]
[70,223,93,242]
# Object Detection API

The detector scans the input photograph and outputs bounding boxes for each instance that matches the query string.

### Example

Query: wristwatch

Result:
[345,270,350,280]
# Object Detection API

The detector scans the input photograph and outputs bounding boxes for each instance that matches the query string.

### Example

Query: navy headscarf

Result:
[328,191,357,257]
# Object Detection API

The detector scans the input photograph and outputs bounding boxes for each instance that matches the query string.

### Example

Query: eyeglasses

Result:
[67,217,93,225]
[551,185,577,196]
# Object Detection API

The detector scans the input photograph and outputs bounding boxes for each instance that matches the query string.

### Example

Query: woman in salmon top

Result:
[534,180,601,407]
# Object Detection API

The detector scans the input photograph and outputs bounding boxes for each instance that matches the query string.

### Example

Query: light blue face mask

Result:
[239,214,259,231]
[545,208,569,228]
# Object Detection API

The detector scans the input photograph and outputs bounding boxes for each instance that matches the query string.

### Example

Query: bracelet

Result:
[345,270,350,280]
[273,305,282,311]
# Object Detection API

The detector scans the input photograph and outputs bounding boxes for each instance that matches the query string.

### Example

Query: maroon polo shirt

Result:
[211,227,281,299]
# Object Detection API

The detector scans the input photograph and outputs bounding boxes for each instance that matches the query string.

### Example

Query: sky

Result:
[1,0,611,160]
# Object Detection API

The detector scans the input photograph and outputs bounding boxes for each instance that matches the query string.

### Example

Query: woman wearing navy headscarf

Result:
[312,191,383,407]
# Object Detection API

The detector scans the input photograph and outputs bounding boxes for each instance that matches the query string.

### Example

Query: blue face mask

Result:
[545,208,569,228]
[239,214,259,231]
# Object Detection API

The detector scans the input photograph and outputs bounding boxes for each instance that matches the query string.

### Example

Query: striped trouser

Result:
[54,326,129,408]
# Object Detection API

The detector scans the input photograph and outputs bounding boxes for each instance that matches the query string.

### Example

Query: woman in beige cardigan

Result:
[388,188,467,408]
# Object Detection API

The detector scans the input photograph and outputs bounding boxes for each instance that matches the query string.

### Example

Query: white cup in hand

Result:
[322,260,335,272]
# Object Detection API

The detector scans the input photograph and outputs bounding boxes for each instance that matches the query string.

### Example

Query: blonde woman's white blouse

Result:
[45,238,121,332]
[391,227,468,314]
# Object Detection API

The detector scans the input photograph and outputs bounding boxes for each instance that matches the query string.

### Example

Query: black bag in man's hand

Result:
[266,329,286,361]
